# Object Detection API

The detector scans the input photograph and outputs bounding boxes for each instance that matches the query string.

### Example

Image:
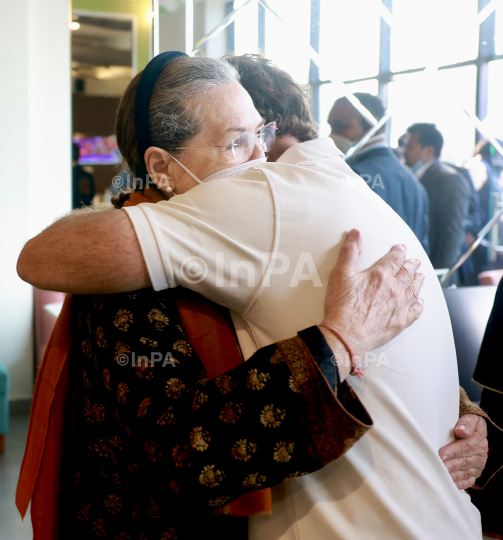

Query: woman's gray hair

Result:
[148,55,240,155]
[114,55,239,206]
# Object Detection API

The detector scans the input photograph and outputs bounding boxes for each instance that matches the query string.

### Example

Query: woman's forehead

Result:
[199,83,262,136]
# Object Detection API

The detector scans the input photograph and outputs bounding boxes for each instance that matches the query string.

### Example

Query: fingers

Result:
[405,297,424,328]
[396,258,421,287]
[371,244,407,275]
[332,229,363,280]
[453,413,479,439]
[439,434,488,462]
[455,477,477,490]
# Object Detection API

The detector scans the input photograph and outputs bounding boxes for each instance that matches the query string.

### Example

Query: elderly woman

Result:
[18,52,490,539]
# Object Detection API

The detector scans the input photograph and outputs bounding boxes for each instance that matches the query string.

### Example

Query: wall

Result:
[0,0,71,401]
[72,0,152,71]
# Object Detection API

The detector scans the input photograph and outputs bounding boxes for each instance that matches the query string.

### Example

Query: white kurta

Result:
[124,138,482,539]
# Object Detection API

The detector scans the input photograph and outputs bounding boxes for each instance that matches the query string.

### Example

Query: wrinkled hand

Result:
[322,229,424,360]
[439,414,489,490]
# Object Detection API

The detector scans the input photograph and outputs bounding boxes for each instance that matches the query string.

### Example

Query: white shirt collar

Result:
[276,137,343,165]
[414,158,436,180]
[349,133,389,160]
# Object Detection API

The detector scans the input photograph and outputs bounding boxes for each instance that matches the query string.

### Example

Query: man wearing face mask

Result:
[328,94,430,253]
[404,123,471,272]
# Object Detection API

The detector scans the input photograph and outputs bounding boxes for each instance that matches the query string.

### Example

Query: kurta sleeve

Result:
[82,289,372,511]
[458,387,503,489]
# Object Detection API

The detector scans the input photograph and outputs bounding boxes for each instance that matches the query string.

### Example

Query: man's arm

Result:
[17,208,150,293]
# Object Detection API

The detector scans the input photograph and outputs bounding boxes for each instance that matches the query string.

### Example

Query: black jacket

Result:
[420,159,471,269]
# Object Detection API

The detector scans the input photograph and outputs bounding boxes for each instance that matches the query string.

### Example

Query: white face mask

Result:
[167,153,267,186]
[330,133,356,155]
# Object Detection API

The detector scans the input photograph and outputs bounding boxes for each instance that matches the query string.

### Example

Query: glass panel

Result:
[234,0,259,56]
[319,0,380,83]
[486,60,503,139]
[319,79,379,138]
[496,6,503,56]
[391,0,479,72]
[264,0,311,84]
[388,65,477,164]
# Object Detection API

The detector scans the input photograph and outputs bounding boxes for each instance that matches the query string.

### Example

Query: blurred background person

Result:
[404,123,471,275]
[328,94,429,252]
[71,141,95,209]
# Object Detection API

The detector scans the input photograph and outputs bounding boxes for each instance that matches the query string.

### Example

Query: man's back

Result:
[420,160,471,270]
[349,146,430,253]
[126,139,482,539]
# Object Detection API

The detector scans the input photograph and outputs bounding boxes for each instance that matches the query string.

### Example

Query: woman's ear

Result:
[144,146,174,193]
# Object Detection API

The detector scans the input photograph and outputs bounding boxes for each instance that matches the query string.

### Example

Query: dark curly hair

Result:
[224,54,318,142]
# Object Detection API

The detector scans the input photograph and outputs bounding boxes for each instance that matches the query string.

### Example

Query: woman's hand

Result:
[321,229,424,363]
[439,414,489,490]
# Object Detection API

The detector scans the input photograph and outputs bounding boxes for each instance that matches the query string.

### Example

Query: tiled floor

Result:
[0,413,33,540]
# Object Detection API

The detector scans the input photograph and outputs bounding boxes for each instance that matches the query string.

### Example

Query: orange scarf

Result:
[17,191,271,539]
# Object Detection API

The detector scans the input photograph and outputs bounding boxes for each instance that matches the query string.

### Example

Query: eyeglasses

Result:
[169,122,277,162]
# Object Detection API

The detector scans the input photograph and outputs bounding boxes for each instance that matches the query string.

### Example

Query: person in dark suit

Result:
[404,123,471,271]
[328,94,430,252]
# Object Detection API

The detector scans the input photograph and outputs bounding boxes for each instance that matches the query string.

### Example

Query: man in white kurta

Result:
[123,137,483,539]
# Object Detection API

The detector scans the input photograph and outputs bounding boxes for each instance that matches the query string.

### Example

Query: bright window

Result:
[319,0,381,83]
[486,60,503,140]
[391,0,479,72]
[263,0,311,84]
[388,65,477,164]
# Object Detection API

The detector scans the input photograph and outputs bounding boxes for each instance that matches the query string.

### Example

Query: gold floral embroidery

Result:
[77,503,91,521]
[215,374,236,394]
[109,436,122,449]
[138,397,152,418]
[171,444,191,468]
[147,308,169,331]
[144,440,164,462]
[114,342,131,362]
[242,472,266,489]
[83,370,90,389]
[260,405,285,428]
[270,349,284,364]
[92,296,105,310]
[96,326,107,348]
[219,402,243,424]
[157,407,176,426]
[273,441,294,462]
[148,500,161,520]
[135,359,154,380]
[111,473,122,486]
[139,336,158,348]
[165,378,185,399]
[208,497,231,507]
[132,505,140,521]
[160,528,179,540]
[172,339,192,356]
[93,517,106,537]
[231,439,257,462]
[103,369,112,391]
[199,465,224,488]
[84,397,106,423]
[73,471,81,487]
[104,494,122,514]
[82,339,93,358]
[94,439,114,460]
[191,391,208,411]
[117,382,129,405]
[114,309,133,331]
[127,292,139,300]
[288,376,300,393]
[246,369,270,391]
[190,426,211,451]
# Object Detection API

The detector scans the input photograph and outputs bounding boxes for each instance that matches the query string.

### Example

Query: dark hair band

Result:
[134,50,188,174]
